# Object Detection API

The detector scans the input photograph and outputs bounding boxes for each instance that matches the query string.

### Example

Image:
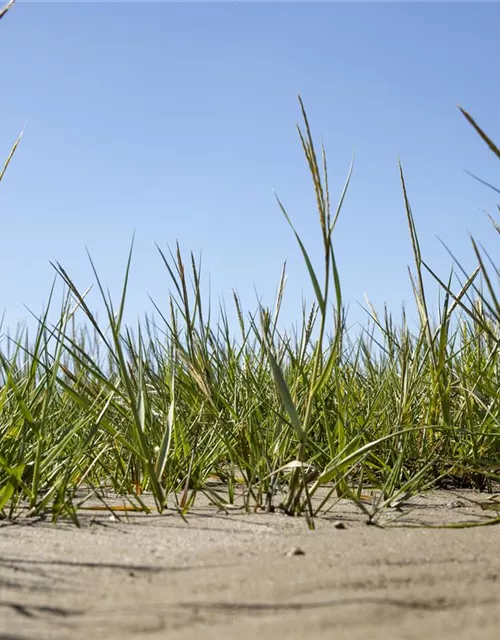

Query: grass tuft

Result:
[1,7,500,522]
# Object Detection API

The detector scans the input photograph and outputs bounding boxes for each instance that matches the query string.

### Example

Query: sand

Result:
[1,489,500,639]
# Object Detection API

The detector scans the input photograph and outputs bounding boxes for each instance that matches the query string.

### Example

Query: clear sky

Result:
[1,0,499,337]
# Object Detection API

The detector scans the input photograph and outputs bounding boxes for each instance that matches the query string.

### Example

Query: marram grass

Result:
[1,0,500,526]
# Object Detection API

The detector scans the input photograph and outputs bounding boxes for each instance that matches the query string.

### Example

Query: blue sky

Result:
[1,1,499,337]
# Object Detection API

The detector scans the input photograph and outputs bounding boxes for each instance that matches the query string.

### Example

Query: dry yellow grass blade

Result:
[0,0,15,22]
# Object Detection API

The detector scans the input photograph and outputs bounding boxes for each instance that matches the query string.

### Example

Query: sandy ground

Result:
[1,489,500,640]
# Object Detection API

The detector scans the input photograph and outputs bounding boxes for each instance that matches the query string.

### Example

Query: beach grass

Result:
[1,0,500,525]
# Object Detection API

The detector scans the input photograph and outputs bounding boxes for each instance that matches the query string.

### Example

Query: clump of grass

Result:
[1,0,500,525]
